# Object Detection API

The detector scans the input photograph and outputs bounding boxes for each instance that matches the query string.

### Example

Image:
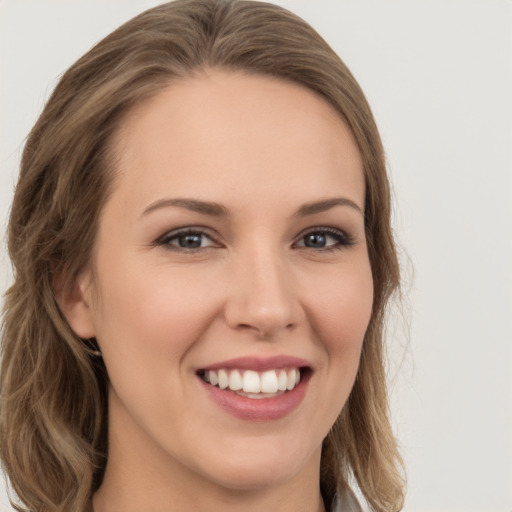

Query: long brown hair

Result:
[1,1,405,510]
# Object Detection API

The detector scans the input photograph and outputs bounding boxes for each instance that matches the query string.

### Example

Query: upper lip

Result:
[199,355,311,372]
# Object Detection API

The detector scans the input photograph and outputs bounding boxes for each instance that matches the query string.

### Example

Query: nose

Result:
[223,246,303,339]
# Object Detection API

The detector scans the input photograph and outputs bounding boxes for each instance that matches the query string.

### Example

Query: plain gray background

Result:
[1,1,511,511]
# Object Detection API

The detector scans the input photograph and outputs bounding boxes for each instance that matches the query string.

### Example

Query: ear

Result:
[54,270,97,339]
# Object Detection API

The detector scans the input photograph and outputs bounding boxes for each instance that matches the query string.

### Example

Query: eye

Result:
[156,229,218,251]
[294,228,354,251]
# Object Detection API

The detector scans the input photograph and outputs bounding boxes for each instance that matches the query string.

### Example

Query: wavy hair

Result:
[1,1,405,510]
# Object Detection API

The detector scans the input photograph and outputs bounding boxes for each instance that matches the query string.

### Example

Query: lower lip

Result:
[199,375,309,421]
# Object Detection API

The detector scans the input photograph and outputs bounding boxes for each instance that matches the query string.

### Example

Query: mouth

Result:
[197,367,308,399]
[196,355,312,420]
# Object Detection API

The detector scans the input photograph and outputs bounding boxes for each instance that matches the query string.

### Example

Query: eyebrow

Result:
[140,196,363,219]
[293,197,364,217]
[141,198,230,218]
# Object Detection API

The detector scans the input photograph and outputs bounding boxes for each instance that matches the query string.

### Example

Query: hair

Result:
[0,1,405,511]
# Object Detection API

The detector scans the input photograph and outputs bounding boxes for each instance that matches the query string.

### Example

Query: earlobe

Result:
[54,271,97,339]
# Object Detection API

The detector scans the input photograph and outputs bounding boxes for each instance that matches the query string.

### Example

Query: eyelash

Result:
[295,227,355,252]
[155,228,218,252]
[155,226,354,253]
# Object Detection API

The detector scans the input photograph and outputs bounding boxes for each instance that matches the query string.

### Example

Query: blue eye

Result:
[303,233,329,248]
[295,228,353,250]
[157,229,216,250]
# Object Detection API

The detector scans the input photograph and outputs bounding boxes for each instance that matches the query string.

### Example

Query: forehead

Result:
[109,69,365,212]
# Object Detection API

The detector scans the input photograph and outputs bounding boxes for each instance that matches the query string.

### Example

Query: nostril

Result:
[223,272,303,336]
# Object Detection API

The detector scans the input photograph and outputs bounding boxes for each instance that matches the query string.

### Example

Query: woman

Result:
[0,1,405,511]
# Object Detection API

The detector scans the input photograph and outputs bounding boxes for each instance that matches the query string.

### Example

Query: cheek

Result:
[303,258,373,351]
[295,257,373,439]
[90,258,220,376]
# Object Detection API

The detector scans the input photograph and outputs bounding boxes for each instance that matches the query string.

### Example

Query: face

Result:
[66,70,373,496]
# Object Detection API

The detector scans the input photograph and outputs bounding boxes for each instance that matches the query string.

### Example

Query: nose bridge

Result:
[225,241,300,337]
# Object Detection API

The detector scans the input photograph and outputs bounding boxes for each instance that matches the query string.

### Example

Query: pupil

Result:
[180,234,202,248]
[305,233,326,248]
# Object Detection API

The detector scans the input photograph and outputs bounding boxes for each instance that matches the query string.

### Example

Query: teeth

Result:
[202,367,302,396]
[218,369,229,389]
[261,370,278,393]
[229,370,243,391]
[208,370,218,386]
[242,370,261,393]
[287,368,297,390]
[277,370,288,391]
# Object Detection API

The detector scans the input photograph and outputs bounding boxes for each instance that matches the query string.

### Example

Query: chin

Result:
[206,462,301,492]
[190,435,321,492]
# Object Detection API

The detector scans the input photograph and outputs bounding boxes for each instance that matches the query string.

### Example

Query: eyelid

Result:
[153,225,355,252]
[155,226,222,249]
[293,226,355,249]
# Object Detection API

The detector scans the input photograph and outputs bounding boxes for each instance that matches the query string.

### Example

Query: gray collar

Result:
[331,491,362,512]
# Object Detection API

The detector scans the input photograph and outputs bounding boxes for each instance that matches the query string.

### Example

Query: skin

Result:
[62,69,373,512]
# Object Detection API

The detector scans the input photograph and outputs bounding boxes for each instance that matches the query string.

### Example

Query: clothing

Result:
[331,490,363,512]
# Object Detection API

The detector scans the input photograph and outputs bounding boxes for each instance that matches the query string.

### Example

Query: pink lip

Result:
[199,376,309,421]
[197,355,312,421]
[200,355,311,372]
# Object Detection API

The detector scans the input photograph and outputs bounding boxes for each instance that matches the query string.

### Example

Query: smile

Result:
[201,368,301,398]
[197,356,311,420]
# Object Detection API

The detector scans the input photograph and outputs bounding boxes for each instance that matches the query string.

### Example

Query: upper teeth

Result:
[203,368,301,393]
